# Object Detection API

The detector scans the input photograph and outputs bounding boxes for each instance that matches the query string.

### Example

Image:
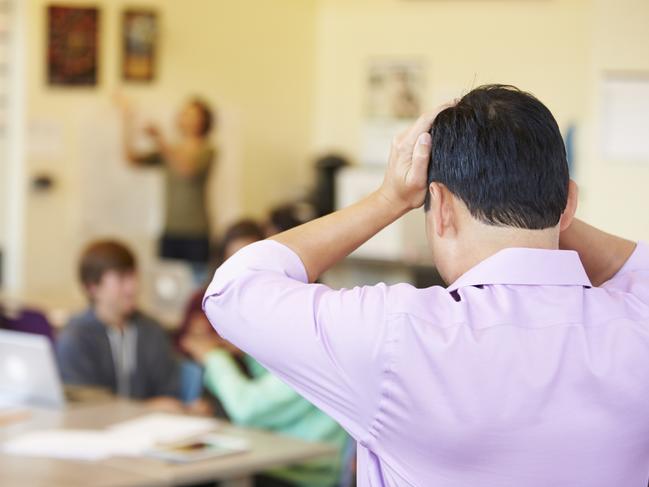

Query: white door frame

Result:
[3,0,26,293]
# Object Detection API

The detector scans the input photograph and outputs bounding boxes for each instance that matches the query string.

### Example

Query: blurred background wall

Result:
[2,0,649,309]
[12,0,317,306]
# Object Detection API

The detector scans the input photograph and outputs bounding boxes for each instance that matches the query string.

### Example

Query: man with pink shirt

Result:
[203,85,649,486]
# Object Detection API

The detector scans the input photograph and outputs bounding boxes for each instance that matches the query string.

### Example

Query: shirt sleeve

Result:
[203,350,315,428]
[601,241,649,303]
[202,240,394,440]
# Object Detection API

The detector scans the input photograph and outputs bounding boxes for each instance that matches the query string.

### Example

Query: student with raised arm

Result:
[203,85,649,486]
[120,97,216,278]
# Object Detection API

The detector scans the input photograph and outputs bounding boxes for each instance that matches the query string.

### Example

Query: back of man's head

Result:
[424,85,569,230]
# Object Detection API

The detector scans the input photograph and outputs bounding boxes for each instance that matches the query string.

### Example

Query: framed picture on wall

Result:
[122,9,158,82]
[361,59,426,165]
[365,60,424,121]
[47,6,99,86]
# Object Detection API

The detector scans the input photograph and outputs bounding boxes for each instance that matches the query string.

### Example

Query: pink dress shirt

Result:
[204,240,649,486]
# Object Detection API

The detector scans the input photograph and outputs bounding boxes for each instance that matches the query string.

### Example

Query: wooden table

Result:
[0,400,338,487]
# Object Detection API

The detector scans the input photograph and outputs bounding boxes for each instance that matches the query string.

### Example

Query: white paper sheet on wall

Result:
[78,102,167,237]
[27,118,65,160]
[360,120,411,166]
[336,167,401,260]
[601,75,649,162]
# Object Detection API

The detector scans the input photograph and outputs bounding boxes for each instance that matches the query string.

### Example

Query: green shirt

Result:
[203,350,349,487]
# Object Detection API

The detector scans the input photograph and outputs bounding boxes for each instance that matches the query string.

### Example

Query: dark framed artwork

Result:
[122,9,157,82]
[47,6,99,86]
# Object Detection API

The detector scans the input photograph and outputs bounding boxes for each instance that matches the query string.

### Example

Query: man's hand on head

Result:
[379,103,455,212]
[267,103,455,283]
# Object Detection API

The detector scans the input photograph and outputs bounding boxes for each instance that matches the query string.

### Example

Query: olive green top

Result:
[140,146,215,237]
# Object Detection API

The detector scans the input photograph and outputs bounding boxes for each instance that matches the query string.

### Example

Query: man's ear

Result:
[428,182,456,238]
[559,180,579,232]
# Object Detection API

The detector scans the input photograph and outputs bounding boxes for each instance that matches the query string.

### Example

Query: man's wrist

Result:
[374,187,412,220]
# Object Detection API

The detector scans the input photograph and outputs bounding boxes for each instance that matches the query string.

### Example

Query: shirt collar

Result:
[447,247,592,292]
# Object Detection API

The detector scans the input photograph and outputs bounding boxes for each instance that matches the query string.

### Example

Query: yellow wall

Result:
[11,0,649,304]
[19,0,317,303]
[312,0,590,155]
[311,0,649,242]
[581,0,649,239]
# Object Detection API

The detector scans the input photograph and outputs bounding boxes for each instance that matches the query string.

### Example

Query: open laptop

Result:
[0,329,65,409]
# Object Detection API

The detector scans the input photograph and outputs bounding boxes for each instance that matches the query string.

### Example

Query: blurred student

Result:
[175,220,266,358]
[121,97,216,279]
[174,220,266,406]
[183,334,348,487]
[56,240,183,410]
[173,220,265,410]
[180,220,348,487]
[265,203,312,237]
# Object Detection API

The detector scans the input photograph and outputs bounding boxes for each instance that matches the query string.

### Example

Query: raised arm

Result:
[117,96,166,167]
[202,111,448,438]
[559,218,636,286]
[272,112,437,282]
[119,100,148,166]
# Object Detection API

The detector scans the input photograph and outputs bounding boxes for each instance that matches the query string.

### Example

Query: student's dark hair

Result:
[211,219,265,268]
[190,97,215,137]
[268,203,308,234]
[424,84,569,230]
[79,240,136,289]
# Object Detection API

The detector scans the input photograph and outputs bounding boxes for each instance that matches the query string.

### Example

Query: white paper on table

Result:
[2,430,152,460]
[3,414,220,461]
[107,413,220,445]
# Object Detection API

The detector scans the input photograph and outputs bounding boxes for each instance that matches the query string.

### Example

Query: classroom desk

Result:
[0,399,338,487]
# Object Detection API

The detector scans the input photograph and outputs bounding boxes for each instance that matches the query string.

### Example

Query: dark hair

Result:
[268,203,311,234]
[212,219,265,268]
[174,290,205,356]
[190,97,215,137]
[79,240,136,290]
[424,84,569,230]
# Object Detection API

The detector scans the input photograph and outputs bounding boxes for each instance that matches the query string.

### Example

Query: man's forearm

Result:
[271,190,410,282]
[560,218,636,286]
[270,113,437,283]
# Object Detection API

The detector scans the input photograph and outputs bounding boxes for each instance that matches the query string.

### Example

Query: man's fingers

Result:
[396,103,455,160]
[397,112,437,157]
[411,103,457,139]
[414,132,432,160]
[392,101,457,173]
[408,132,432,187]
